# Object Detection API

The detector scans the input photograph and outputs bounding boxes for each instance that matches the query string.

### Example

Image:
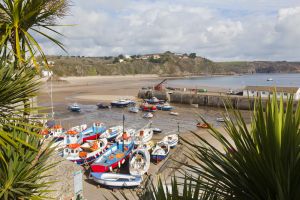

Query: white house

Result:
[243,86,300,100]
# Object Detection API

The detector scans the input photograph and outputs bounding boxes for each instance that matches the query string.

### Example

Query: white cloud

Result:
[39,0,300,61]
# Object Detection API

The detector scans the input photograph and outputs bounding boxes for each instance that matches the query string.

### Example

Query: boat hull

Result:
[91,173,142,188]
[151,155,167,163]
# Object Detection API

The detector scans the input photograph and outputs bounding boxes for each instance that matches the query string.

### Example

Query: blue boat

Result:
[157,103,173,111]
[111,99,135,107]
[151,141,170,163]
[68,103,81,112]
[80,122,107,142]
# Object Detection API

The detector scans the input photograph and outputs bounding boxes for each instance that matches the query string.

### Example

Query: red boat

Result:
[140,103,157,112]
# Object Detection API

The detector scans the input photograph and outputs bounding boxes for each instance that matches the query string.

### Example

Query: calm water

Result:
[167,73,300,89]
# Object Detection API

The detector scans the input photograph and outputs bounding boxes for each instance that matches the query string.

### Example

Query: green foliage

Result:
[181,95,300,199]
[0,0,69,68]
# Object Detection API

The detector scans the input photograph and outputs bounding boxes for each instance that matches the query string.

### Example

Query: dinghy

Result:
[90,172,142,188]
[129,149,150,176]
[91,139,134,172]
[143,112,153,118]
[62,138,108,165]
[134,128,154,146]
[129,106,139,113]
[163,134,179,148]
[100,125,123,140]
[169,112,179,116]
[68,103,81,112]
[151,141,170,163]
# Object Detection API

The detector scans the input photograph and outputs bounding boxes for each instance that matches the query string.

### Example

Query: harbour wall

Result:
[138,90,298,110]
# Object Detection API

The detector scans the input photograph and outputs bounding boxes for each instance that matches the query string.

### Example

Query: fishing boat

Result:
[134,128,154,146]
[90,172,142,188]
[145,97,165,104]
[152,128,162,134]
[91,138,134,172]
[128,106,139,113]
[163,134,179,148]
[140,103,157,112]
[50,125,64,139]
[81,122,106,142]
[111,99,135,107]
[143,112,153,118]
[197,122,209,128]
[100,125,123,140]
[169,112,179,116]
[156,103,173,111]
[62,138,108,165]
[137,140,154,151]
[68,103,81,112]
[151,141,170,163]
[129,149,150,176]
[97,103,111,109]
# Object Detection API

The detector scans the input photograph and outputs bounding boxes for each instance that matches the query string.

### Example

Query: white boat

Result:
[129,149,150,176]
[80,138,108,152]
[129,107,139,113]
[169,112,179,116]
[163,134,179,148]
[134,128,153,146]
[143,113,153,118]
[137,140,155,151]
[267,78,273,81]
[68,103,81,112]
[90,172,142,188]
[115,128,136,142]
[111,99,135,107]
[151,141,170,163]
[100,125,123,140]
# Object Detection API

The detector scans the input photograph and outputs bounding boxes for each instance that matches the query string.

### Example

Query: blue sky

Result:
[41,0,300,61]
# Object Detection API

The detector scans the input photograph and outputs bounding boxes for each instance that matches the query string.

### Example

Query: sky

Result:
[40,0,300,61]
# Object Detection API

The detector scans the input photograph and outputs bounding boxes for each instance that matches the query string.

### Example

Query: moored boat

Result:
[100,125,123,140]
[137,140,154,151]
[129,149,150,176]
[91,138,134,172]
[62,138,108,165]
[134,128,153,146]
[152,128,162,134]
[145,97,165,104]
[140,103,157,112]
[81,122,106,142]
[157,103,173,111]
[129,106,139,113]
[90,172,142,188]
[111,99,135,107]
[151,141,170,163]
[68,103,81,112]
[163,134,178,148]
[143,112,153,118]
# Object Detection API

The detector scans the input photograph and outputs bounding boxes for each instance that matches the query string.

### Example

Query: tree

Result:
[189,53,196,59]
[0,0,70,68]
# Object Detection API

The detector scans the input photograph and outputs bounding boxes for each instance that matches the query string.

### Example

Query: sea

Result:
[166,73,300,90]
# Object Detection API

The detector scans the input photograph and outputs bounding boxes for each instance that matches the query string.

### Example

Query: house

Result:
[243,86,300,100]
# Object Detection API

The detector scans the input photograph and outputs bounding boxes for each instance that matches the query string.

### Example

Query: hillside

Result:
[42,52,300,77]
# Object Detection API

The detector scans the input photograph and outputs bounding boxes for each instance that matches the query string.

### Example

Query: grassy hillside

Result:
[42,52,300,77]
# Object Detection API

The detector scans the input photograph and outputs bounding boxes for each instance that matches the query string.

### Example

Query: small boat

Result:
[129,149,150,176]
[81,122,107,142]
[62,138,108,165]
[129,106,139,113]
[134,128,154,146]
[151,141,170,163]
[97,103,111,109]
[216,117,229,122]
[267,78,273,81]
[111,99,135,107]
[169,112,179,116]
[90,172,142,188]
[137,140,154,151]
[157,103,173,111]
[145,97,165,104]
[143,112,153,118]
[100,125,123,140]
[91,139,134,172]
[50,125,64,139]
[68,103,81,112]
[163,134,179,148]
[197,123,209,129]
[140,103,157,112]
[152,128,162,134]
